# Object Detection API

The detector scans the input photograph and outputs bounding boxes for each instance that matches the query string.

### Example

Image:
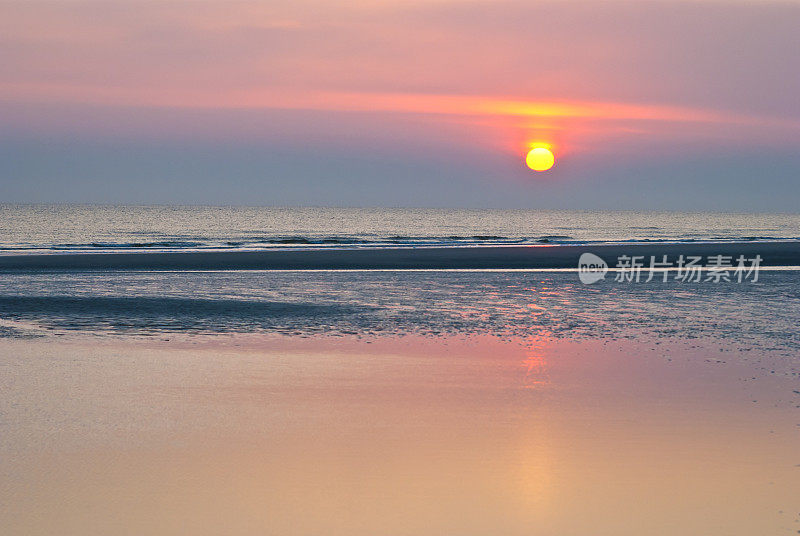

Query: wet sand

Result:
[1,334,797,535]
[1,240,798,270]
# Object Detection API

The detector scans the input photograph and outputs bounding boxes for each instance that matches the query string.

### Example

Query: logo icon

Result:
[578,252,608,284]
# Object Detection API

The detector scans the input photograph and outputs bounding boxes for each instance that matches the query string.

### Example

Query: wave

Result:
[3,234,799,253]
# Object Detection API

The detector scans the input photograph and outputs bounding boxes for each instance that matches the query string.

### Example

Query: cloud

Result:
[2,0,799,208]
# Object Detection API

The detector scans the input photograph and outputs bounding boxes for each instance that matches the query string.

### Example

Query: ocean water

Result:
[2,205,799,252]
[1,204,799,346]
[1,270,798,355]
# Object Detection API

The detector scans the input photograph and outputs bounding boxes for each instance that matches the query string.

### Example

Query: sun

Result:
[525,147,555,172]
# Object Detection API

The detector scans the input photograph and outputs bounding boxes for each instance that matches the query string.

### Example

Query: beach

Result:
[2,333,798,535]
[1,266,799,535]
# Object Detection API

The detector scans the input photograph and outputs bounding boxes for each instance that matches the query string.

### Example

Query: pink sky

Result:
[1,0,799,208]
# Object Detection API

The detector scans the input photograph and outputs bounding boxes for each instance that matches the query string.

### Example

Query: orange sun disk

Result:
[526,147,555,171]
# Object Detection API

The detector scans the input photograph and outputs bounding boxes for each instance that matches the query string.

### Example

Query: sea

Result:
[0,205,799,350]
[2,204,800,252]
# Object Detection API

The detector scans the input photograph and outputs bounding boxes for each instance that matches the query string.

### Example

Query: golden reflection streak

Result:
[514,335,556,519]
[522,340,551,388]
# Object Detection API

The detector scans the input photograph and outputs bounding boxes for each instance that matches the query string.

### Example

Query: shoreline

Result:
[1,241,799,270]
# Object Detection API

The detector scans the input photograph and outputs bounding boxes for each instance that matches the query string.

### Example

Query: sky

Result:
[1,0,799,210]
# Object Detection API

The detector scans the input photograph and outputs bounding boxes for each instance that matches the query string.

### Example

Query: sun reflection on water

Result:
[522,336,552,389]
